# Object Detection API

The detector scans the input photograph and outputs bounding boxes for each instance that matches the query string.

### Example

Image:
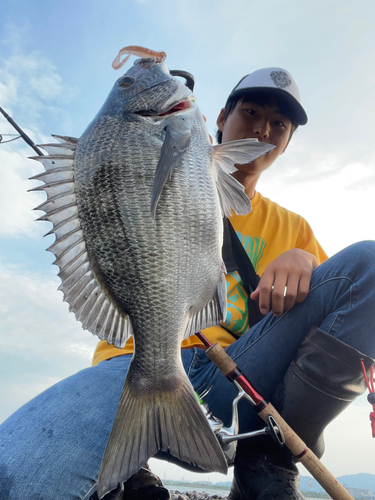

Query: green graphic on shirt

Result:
[223,232,266,336]
[224,272,248,334]
[239,232,266,273]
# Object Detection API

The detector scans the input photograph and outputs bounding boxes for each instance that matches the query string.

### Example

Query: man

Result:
[92,68,375,499]
[0,68,374,500]
[177,68,375,499]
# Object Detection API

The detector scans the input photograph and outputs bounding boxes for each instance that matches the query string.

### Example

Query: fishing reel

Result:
[199,384,285,465]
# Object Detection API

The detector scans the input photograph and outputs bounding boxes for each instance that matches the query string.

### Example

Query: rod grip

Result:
[258,404,354,500]
[205,343,237,377]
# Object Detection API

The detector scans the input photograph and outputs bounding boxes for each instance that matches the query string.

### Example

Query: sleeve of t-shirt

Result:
[295,217,329,264]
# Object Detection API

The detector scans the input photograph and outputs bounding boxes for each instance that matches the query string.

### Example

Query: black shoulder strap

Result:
[222,217,264,328]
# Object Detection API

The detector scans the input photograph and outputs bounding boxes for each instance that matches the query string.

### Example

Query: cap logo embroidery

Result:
[270,71,292,89]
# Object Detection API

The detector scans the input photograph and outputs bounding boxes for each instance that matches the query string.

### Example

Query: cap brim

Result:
[227,87,308,126]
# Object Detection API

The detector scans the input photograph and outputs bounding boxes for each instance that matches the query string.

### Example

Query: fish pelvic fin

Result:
[97,373,227,499]
[151,123,191,221]
[184,272,227,339]
[212,139,275,216]
[30,137,133,348]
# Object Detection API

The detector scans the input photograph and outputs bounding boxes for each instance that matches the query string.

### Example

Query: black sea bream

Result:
[30,46,274,498]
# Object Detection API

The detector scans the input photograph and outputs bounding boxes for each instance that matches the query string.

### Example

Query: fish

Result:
[30,46,274,498]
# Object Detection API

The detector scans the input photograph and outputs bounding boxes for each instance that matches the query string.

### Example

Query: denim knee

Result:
[335,240,375,283]
[345,240,375,267]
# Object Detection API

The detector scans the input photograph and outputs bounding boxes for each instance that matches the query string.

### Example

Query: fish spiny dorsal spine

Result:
[29,135,133,347]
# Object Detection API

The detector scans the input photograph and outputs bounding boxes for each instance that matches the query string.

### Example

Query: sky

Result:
[0,0,375,487]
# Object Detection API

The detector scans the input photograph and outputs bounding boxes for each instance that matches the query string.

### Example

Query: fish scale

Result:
[77,124,219,316]
[30,54,275,498]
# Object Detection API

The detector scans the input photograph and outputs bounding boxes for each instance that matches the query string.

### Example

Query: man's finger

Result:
[296,273,311,303]
[269,272,288,316]
[256,273,276,315]
[284,275,299,310]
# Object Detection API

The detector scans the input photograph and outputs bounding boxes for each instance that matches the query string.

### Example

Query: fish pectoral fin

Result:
[97,372,227,499]
[212,139,275,216]
[151,123,191,220]
[216,168,252,217]
[212,138,275,174]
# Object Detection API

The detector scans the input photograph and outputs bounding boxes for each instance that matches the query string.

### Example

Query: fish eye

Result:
[119,77,135,88]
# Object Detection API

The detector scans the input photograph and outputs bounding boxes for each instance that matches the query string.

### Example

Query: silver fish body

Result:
[30,56,274,498]
[74,72,222,350]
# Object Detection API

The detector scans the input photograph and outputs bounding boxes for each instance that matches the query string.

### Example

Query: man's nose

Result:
[253,119,270,139]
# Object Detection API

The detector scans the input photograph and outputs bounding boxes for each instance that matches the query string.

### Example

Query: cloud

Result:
[0,37,78,238]
[256,148,375,258]
[0,23,78,134]
[0,261,99,422]
[1,20,32,49]
[1,51,76,109]
[0,142,47,237]
[272,143,375,189]
[0,262,97,356]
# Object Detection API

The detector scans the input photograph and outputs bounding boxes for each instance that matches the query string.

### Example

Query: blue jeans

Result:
[1,241,375,500]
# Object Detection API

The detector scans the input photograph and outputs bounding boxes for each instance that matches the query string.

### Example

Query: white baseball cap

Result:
[226,67,308,125]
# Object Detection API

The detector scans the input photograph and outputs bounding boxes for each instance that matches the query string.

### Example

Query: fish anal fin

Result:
[97,372,227,499]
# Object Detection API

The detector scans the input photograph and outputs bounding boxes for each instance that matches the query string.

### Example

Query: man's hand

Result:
[250,249,319,317]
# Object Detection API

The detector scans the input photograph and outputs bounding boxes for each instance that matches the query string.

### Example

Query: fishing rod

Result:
[0,106,44,156]
[195,330,355,500]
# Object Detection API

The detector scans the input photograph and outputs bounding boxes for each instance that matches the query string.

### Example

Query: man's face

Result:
[217,98,294,175]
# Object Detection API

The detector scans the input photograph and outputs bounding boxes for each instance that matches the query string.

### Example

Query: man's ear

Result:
[217,108,225,132]
[281,141,289,155]
[281,125,297,154]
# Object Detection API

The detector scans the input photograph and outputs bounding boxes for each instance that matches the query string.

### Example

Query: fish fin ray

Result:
[212,139,274,174]
[216,168,252,216]
[212,139,275,216]
[29,156,75,171]
[33,139,132,347]
[51,134,78,145]
[217,265,228,323]
[37,138,76,155]
[183,286,226,339]
[151,124,191,220]
[97,372,227,499]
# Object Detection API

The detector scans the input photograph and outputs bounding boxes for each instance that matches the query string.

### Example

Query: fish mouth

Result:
[135,82,195,119]
[158,100,193,116]
[135,98,195,119]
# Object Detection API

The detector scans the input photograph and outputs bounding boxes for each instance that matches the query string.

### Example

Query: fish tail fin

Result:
[97,374,227,499]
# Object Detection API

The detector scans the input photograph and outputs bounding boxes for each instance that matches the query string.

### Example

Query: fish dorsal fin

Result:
[151,122,191,220]
[212,139,275,216]
[30,137,133,348]
[184,263,227,339]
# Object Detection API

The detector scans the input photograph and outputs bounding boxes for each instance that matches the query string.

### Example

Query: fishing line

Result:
[5,140,42,174]
[0,134,22,143]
